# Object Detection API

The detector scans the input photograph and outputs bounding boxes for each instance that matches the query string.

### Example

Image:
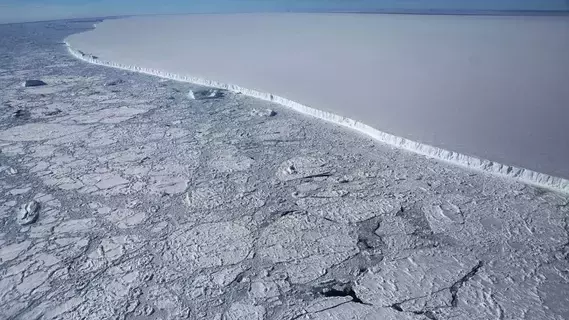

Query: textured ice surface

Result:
[0,20,568,320]
[65,14,569,191]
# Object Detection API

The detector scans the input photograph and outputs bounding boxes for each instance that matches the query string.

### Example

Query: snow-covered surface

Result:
[1,19,569,320]
[65,14,569,192]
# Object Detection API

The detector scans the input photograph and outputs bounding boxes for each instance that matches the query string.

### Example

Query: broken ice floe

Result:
[422,203,464,234]
[165,222,253,272]
[301,297,416,320]
[258,214,358,283]
[297,197,401,224]
[354,250,480,308]
[188,89,224,100]
[225,302,265,320]
[0,123,86,142]
[209,147,255,173]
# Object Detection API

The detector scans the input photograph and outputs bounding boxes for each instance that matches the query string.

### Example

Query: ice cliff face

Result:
[64,43,569,193]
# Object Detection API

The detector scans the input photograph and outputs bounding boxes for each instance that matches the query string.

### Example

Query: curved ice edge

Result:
[64,41,569,194]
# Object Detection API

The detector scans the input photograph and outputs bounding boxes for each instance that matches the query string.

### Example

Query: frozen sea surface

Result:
[0,20,568,320]
[65,14,569,182]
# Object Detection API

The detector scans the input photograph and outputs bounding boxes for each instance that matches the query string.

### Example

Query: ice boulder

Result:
[188,89,223,100]
[22,80,47,87]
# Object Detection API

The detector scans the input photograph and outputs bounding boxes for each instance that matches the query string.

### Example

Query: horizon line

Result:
[2,8,569,25]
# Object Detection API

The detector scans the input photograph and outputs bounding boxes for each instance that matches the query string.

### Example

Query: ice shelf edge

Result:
[64,40,569,194]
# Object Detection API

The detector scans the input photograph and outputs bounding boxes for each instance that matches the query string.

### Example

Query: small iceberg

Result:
[188,89,224,100]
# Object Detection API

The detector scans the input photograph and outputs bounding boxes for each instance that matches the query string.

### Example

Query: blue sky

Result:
[1,0,568,23]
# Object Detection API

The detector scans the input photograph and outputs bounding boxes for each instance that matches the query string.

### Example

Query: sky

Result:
[1,0,568,23]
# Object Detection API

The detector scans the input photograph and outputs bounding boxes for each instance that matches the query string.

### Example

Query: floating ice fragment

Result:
[22,80,47,87]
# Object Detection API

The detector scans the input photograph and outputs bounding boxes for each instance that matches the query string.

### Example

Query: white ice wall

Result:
[65,14,569,192]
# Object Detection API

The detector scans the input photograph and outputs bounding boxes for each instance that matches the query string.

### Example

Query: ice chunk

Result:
[17,201,40,225]
[22,80,47,87]
[188,89,223,100]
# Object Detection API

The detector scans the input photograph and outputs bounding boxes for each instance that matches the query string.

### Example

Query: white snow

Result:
[64,14,569,193]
